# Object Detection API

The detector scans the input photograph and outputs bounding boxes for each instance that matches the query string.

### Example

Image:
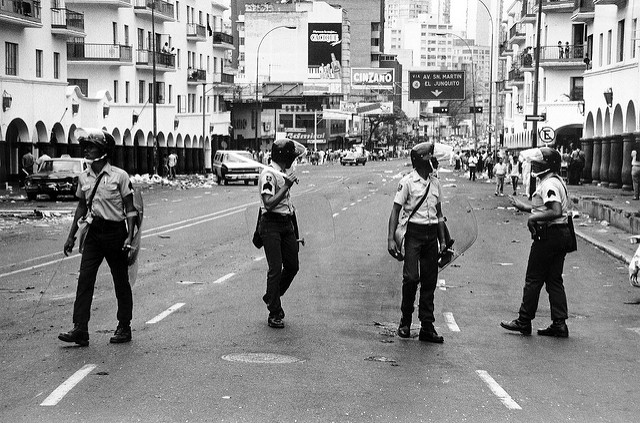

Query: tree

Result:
[364,106,408,150]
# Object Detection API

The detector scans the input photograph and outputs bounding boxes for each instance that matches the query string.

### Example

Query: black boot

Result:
[500,318,532,335]
[110,323,132,343]
[58,323,89,346]
[419,324,444,343]
[537,320,569,338]
[397,317,412,338]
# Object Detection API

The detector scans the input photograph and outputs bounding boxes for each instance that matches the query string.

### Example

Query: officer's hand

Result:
[63,237,75,256]
[284,172,298,187]
[388,239,402,261]
[527,218,537,235]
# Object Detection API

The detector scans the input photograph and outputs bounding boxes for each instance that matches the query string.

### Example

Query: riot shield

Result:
[128,188,144,287]
[437,194,477,270]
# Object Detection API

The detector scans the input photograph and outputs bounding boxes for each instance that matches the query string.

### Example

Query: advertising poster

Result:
[308,23,342,78]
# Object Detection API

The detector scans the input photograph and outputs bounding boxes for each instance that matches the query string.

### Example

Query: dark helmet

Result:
[271,138,305,168]
[77,128,115,158]
[410,142,435,171]
[530,146,561,177]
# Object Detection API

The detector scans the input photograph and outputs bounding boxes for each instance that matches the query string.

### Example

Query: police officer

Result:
[258,139,305,329]
[387,142,447,343]
[59,128,137,346]
[501,147,572,338]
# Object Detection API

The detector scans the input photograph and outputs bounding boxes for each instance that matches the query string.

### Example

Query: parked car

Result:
[212,150,261,185]
[24,156,87,200]
[340,151,367,166]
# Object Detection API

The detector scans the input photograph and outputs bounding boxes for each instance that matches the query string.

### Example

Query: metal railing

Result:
[188,68,206,82]
[539,44,585,60]
[67,43,132,62]
[212,31,233,45]
[509,23,525,39]
[508,68,524,81]
[136,49,175,68]
[212,72,234,84]
[133,0,174,19]
[0,0,41,19]
[187,23,206,38]
[51,7,84,31]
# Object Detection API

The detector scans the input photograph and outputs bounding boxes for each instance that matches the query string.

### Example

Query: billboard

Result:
[408,71,465,101]
[308,23,342,69]
[350,68,395,90]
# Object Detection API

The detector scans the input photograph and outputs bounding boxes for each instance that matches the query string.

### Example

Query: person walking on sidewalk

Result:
[509,154,520,196]
[494,156,507,196]
[468,151,478,181]
[388,142,447,343]
[501,147,573,338]
[631,149,640,200]
[59,128,137,346]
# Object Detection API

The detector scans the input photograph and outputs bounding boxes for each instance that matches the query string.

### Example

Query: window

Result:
[279,114,293,128]
[125,81,130,103]
[617,20,625,62]
[176,1,180,21]
[113,80,118,103]
[68,79,88,96]
[53,52,60,79]
[169,84,172,104]
[112,22,118,44]
[177,94,183,113]
[570,77,583,101]
[239,37,244,46]
[5,42,18,75]
[598,33,603,66]
[124,25,129,46]
[371,22,380,32]
[633,19,638,59]
[36,49,42,78]
[607,29,612,65]
[137,28,144,49]
[139,80,145,104]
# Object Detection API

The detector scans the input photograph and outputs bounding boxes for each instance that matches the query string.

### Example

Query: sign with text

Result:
[350,68,395,90]
[409,71,465,101]
[308,23,342,69]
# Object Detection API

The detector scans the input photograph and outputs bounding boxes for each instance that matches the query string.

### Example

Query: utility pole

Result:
[532,0,543,148]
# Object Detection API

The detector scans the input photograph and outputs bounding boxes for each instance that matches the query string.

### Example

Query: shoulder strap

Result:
[407,181,431,223]
[552,175,571,215]
[87,172,106,212]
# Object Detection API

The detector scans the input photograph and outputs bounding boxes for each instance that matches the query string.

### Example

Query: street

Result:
[1,159,640,423]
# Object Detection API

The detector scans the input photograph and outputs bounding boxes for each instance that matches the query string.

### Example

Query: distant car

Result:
[212,150,261,185]
[24,157,87,201]
[340,151,367,166]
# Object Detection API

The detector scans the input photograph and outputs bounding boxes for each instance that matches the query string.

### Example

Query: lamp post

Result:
[255,25,296,149]
[474,0,495,160]
[436,32,479,150]
[149,0,158,175]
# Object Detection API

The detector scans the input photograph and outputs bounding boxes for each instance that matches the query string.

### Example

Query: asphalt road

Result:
[1,159,640,422]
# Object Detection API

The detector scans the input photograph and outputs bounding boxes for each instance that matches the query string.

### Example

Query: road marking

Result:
[332,213,339,218]
[443,312,460,332]
[628,327,640,336]
[341,207,348,211]
[193,196,202,199]
[350,202,356,206]
[475,370,522,410]
[437,279,446,291]
[254,256,265,262]
[146,303,186,324]
[171,199,183,203]
[40,364,97,406]
[213,273,235,284]
[357,199,362,203]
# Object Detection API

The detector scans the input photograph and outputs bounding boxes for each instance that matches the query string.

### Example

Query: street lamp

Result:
[436,32,479,150]
[474,0,495,160]
[255,25,296,149]
[149,0,158,175]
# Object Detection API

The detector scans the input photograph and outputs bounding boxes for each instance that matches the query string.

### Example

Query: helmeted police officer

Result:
[59,128,137,346]
[502,147,573,338]
[388,142,447,343]
[258,139,305,329]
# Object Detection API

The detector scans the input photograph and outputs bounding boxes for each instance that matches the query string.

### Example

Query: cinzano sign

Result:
[350,68,395,90]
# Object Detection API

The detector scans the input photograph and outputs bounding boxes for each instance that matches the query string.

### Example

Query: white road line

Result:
[437,279,446,291]
[212,273,235,284]
[146,303,186,324]
[193,196,202,199]
[40,364,97,406]
[357,199,362,202]
[475,370,522,410]
[350,202,356,206]
[332,213,339,218]
[341,207,348,211]
[254,256,265,262]
[171,199,183,203]
[443,312,460,332]
[627,327,640,336]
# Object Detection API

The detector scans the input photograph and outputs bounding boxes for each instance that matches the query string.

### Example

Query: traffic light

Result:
[433,106,449,113]
[469,106,483,113]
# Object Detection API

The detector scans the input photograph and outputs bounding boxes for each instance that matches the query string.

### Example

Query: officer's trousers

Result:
[73,219,132,325]
[401,223,439,325]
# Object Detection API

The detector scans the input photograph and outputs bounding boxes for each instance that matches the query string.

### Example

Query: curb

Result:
[575,228,632,265]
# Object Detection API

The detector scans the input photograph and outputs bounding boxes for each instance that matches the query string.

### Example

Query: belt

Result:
[92,216,125,227]
[262,212,293,221]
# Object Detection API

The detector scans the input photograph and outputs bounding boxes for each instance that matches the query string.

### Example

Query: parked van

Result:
[212,150,261,185]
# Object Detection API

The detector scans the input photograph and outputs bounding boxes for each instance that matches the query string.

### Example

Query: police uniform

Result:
[73,163,134,327]
[394,169,442,327]
[258,162,299,321]
[518,174,571,324]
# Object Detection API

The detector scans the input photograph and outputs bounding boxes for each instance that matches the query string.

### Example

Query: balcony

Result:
[64,0,131,7]
[499,42,513,59]
[572,0,595,23]
[0,0,41,27]
[538,44,587,68]
[520,51,535,69]
[520,0,536,23]
[507,68,524,86]
[67,43,133,65]
[540,0,574,13]
[187,68,207,84]
[133,0,174,22]
[136,49,176,71]
[594,0,627,6]
[212,31,234,49]
[187,23,206,42]
[51,7,85,37]
[211,72,234,85]
[496,80,508,93]
[509,23,526,43]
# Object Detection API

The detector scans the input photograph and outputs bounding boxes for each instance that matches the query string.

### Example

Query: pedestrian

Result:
[36,151,51,172]
[494,156,507,196]
[468,151,478,181]
[558,41,564,59]
[21,151,35,186]
[509,154,520,195]
[387,142,447,343]
[257,139,305,329]
[485,151,494,180]
[162,154,169,177]
[522,157,532,199]
[565,41,571,59]
[59,128,138,346]
[631,149,640,200]
[167,151,178,180]
[501,147,573,338]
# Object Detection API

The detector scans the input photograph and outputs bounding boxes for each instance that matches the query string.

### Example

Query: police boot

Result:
[109,323,132,343]
[418,324,444,343]
[500,318,532,335]
[397,317,412,338]
[537,320,569,338]
[58,323,89,346]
